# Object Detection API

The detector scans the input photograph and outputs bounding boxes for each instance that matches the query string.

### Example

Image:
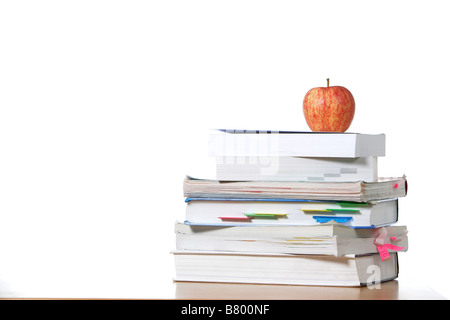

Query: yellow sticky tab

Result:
[300,209,332,214]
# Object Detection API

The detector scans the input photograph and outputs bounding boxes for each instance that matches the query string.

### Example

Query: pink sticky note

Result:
[376,245,392,261]
[384,243,405,252]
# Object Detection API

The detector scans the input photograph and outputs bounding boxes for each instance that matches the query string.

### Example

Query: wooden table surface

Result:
[172,279,446,300]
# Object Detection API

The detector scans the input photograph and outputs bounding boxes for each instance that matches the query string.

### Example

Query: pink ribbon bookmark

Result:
[390,230,408,242]
[373,227,405,261]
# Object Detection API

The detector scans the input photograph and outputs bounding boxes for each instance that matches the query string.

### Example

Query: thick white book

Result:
[183,198,399,228]
[172,251,399,287]
[175,222,408,256]
[215,156,378,182]
[209,129,386,158]
[183,176,407,203]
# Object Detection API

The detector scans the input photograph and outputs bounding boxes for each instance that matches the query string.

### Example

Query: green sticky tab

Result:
[336,201,369,208]
[245,213,279,219]
[327,209,360,214]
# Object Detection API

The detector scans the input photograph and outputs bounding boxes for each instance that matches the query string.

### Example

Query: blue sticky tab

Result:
[312,216,354,224]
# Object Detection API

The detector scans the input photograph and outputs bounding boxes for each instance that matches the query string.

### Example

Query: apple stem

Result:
[327,78,330,87]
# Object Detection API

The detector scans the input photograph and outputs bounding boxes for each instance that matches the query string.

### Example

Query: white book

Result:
[216,156,378,182]
[184,198,399,228]
[175,222,408,256]
[183,176,407,203]
[172,251,399,287]
[209,130,386,158]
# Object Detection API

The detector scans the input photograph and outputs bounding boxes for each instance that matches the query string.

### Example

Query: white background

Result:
[1,0,449,299]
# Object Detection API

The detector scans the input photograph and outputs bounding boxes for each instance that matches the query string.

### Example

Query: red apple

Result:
[303,79,355,132]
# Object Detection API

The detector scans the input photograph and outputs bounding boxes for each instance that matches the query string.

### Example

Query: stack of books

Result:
[173,130,408,287]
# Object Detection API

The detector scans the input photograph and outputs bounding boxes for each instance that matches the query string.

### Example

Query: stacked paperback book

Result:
[173,130,409,287]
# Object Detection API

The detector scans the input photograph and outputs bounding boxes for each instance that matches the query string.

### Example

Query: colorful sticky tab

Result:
[376,243,405,261]
[327,209,360,214]
[244,213,287,219]
[244,214,277,219]
[385,243,405,252]
[376,245,392,261]
[219,217,252,222]
[312,216,353,224]
[300,209,332,214]
[336,201,369,208]
[301,208,360,214]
